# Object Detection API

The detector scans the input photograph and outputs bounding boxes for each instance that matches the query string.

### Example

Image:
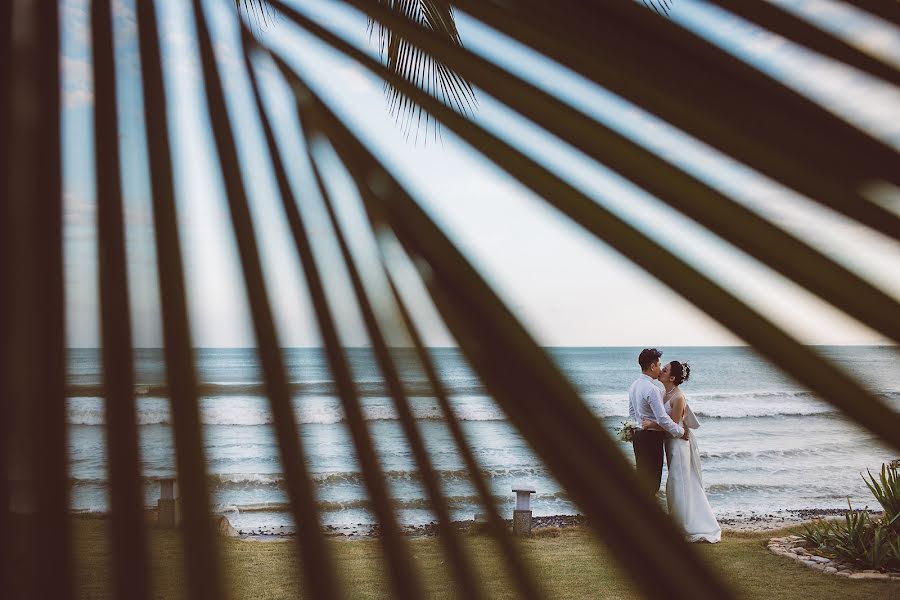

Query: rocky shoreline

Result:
[237,514,589,540]
[233,508,879,540]
[716,507,884,532]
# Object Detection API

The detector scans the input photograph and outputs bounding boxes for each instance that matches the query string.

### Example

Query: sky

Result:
[60,0,900,348]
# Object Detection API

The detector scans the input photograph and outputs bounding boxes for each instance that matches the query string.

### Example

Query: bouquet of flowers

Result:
[615,419,639,442]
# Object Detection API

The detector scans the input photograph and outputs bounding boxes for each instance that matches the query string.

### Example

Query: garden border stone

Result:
[767,535,900,581]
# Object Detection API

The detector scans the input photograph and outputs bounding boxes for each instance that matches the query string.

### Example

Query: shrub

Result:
[889,533,900,564]
[864,462,900,529]
[799,519,833,548]
[798,461,900,572]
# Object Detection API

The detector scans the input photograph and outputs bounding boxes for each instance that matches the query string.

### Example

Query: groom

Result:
[628,348,688,495]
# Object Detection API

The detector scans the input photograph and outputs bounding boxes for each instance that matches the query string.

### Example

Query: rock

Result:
[809,556,830,564]
[213,515,239,537]
[823,567,837,574]
[849,573,889,580]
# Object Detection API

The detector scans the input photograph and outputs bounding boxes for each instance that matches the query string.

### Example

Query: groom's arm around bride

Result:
[628,348,684,494]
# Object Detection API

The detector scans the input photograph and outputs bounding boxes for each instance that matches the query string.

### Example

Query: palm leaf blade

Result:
[189,3,344,597]
[454,0,900,238]
[5,0,900,598]
[266,0,900,452]
[134,2,224,598]
[342,0,900,345]
[91,1,152,597]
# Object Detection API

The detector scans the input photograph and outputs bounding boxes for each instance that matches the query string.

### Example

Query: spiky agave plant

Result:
[864,462,900,530]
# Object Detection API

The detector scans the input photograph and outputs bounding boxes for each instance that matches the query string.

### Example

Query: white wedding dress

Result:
[664,395,721,543]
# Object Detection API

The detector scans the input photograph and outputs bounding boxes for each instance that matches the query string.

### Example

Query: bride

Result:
[643,361,721,543]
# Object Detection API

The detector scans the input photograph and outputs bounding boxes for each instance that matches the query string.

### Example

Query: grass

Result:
[65,515,899,599]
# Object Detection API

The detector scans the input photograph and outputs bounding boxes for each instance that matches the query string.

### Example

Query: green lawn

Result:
[68,516,899,599]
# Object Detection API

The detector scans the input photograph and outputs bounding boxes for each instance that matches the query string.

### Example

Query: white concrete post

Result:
[512,486,535,535]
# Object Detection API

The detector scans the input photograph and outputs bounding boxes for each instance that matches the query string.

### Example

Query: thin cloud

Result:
[62,56,94,109]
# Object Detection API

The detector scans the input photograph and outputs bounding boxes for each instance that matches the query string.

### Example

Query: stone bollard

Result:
[157,478,181,529]
[512,486,535,535]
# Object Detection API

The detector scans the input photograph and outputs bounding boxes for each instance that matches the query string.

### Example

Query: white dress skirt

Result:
[664,397,721,543]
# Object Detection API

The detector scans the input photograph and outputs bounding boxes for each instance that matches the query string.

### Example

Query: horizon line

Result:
[66,343,897,350]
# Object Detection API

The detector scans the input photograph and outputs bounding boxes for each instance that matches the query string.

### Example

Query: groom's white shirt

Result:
[628,374,684,437]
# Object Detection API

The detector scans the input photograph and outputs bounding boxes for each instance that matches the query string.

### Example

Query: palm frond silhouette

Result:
[2,1,898,599]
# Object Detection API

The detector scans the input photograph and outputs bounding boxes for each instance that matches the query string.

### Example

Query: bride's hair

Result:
[670,361,691,386]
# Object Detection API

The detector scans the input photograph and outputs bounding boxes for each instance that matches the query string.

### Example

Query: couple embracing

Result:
[628,348,721,543]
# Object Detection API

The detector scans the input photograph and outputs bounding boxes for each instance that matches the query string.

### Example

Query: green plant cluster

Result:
[800,461,900,572]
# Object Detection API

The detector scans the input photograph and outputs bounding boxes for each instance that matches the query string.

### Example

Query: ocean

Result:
[66,346,899,532]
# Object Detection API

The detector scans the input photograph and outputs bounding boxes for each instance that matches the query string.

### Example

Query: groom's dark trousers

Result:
[632,429,665,494]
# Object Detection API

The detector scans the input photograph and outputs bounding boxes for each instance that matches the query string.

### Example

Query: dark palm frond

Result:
[301,122,484,599]
[0,0,13,594]
[241,31,422,598]
[461,0,900,237]
[91,0,151,598]
[4,2,70,598]
[233,0,477,139]
[267,0,900,449]
[376,256,545,600]
[848,1,900,27]
[243,27,534,597]
[708,0,900,86]
[342,0,900,345]
[190,2,344,597]
[134,3,225,600]
[261,41,731,598]
[6,1,900,599]
[368,1,478,138]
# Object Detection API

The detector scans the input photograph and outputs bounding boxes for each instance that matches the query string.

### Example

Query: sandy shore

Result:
[232,508,883,540]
